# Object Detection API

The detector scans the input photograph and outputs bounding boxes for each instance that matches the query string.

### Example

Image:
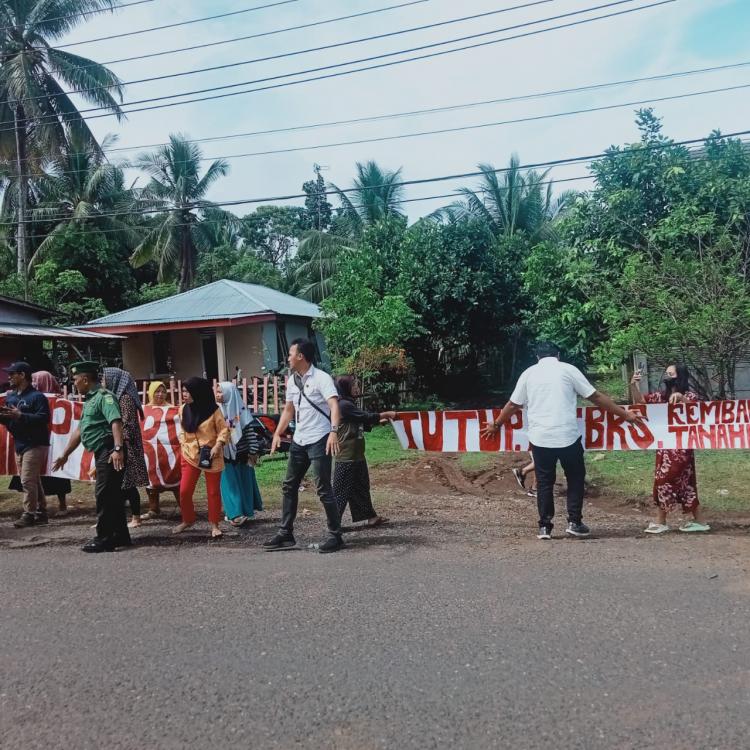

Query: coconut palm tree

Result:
[432,155,574,240]
[294,160,404,301]
[28,134,138,266]
[328,160,405,238]
[130,134,230,292]
[0,0,125,279]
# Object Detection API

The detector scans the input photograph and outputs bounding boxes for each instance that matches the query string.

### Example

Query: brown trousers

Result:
[16,446,49,515]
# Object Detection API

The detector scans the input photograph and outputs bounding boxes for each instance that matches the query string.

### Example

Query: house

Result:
[0,294,120,376]
[82,279,324,381]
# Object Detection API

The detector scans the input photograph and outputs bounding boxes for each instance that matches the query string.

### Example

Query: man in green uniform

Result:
[53,361,131,553]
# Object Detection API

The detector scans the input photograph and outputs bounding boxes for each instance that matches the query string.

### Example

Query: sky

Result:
[52,0,750,220]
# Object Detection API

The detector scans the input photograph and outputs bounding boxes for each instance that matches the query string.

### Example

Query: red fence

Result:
[62,376,287,414]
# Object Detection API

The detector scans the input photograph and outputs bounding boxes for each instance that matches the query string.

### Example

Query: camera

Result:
[198,444,213,469]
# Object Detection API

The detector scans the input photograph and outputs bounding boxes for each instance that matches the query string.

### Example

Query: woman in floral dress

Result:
[630,363,710,534]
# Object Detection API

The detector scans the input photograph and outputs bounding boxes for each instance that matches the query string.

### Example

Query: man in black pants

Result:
[264,338,343,553]
[482,342,643,540]
[53,361,130,552]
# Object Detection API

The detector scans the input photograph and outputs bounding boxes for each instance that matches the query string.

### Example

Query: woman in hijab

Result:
[214,381,263,527]
[174,377,230,538]
[8,371,72,516]
[103,368,149,529]
[631,363,710,534]
[333,375,395,528]
[141,381,180,519]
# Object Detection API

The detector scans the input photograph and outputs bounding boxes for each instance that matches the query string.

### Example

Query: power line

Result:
[0,175,602,243]
[25,0,560,103]
[0,0,674,132]
[49,0,302,49]
[98,0,432,69]
[0,0,155,34]
[97,59,750,155]
[8,77,745,180]
[3,129,747,227]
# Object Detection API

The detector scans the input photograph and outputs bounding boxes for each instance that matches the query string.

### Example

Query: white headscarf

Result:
[218,381,253,460]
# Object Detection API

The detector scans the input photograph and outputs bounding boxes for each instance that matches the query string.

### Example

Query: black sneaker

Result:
[13,512,35,528]
[566,521,591,538]
[537,525,552,540]
[34,512,49,525]
[317,536,344,554]
[262,533,297,551]
[512,468,526,489]
[82,538,115,553]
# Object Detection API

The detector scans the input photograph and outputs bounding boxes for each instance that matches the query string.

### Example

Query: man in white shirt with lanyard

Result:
[482,342,644,540]
[265,338,344,553]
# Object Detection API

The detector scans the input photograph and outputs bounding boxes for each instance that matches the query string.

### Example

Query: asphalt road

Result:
[2,521,749,750]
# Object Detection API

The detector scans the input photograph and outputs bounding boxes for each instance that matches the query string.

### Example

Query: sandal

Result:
[210,527,223,539]
[172,522,194,535]
[679,521,711,533]
[644,522,670,534]
[366,516,389,527]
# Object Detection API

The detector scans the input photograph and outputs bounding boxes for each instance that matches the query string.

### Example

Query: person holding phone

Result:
[173,377,230,539]
[0,362,51,528]
[630,363,709,534]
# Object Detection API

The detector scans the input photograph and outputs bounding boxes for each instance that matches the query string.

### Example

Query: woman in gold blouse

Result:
[173,377,230,538]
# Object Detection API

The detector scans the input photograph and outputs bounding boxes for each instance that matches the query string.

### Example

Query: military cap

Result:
[69,360,100,377]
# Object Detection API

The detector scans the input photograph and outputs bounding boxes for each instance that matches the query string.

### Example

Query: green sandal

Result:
[679,521,711,533]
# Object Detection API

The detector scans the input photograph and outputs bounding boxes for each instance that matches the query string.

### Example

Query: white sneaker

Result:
[644,522,670,534]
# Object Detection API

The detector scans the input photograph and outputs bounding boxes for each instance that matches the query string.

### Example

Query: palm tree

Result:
[28,134,138,266]
[294,160,404,301]
[0,0,125,279]
[329,160,405,238]
[130,134,230,292]
[432,155,574,240]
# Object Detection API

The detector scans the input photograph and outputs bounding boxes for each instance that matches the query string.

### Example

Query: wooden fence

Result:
[62,375,287,414]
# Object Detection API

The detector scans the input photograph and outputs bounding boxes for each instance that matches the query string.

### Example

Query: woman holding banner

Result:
[214,381,263,527]
[174,377,230,538]
[103,368,149,529]
[141,381,180,519]
[630,364,710,534]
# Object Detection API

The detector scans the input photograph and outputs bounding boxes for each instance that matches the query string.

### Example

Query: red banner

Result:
[392,401,750,452]
[0,396,181,485]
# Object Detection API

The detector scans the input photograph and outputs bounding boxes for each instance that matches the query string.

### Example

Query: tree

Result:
[130,134,229,292]
[432,155,574,241]
[29,135,137,267]
[0,0,125,280]
[240,205,306,269]
[328,160,405,238]
[302,167,332,230]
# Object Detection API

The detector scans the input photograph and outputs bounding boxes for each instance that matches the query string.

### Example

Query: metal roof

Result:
[86,279,321,329]
[0,324,123,339]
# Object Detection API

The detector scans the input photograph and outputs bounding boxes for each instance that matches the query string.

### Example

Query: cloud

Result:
[60,0,750,218]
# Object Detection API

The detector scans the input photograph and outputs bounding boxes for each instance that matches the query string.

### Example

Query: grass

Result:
[588,450,750,512]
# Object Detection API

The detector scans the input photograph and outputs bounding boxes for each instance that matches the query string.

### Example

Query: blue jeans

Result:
[279,435,341,538]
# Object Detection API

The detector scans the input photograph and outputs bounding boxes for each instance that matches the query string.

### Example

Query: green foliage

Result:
[240,205,307,269]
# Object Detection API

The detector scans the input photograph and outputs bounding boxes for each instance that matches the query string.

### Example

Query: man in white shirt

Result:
[482,342,643,540]
[264,338,344,553]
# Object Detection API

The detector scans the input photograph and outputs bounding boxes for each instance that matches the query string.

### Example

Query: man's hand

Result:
[109,449,124,471]
[326,432,340,457]
[52,454,68,472]
[623,408,647,427]
[2,406,21,420]
[480,421,500,439]
[270,433,282,455]
[210,443,223,461]
[380,410,396,423]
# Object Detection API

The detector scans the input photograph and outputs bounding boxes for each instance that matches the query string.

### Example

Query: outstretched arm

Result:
[480,401,523,438]
[589,391,645,425]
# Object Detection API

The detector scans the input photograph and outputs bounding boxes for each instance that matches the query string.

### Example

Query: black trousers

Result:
[531,438,586,529]
[125,486,141,517]
[94,443,130,547]
[280,436,341,538]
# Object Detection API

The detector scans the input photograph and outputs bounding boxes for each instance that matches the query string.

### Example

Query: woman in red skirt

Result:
[630,363,710,534]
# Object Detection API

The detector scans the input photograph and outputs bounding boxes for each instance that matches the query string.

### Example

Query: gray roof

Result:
[86,279,321,328]
[0,324,122,339]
